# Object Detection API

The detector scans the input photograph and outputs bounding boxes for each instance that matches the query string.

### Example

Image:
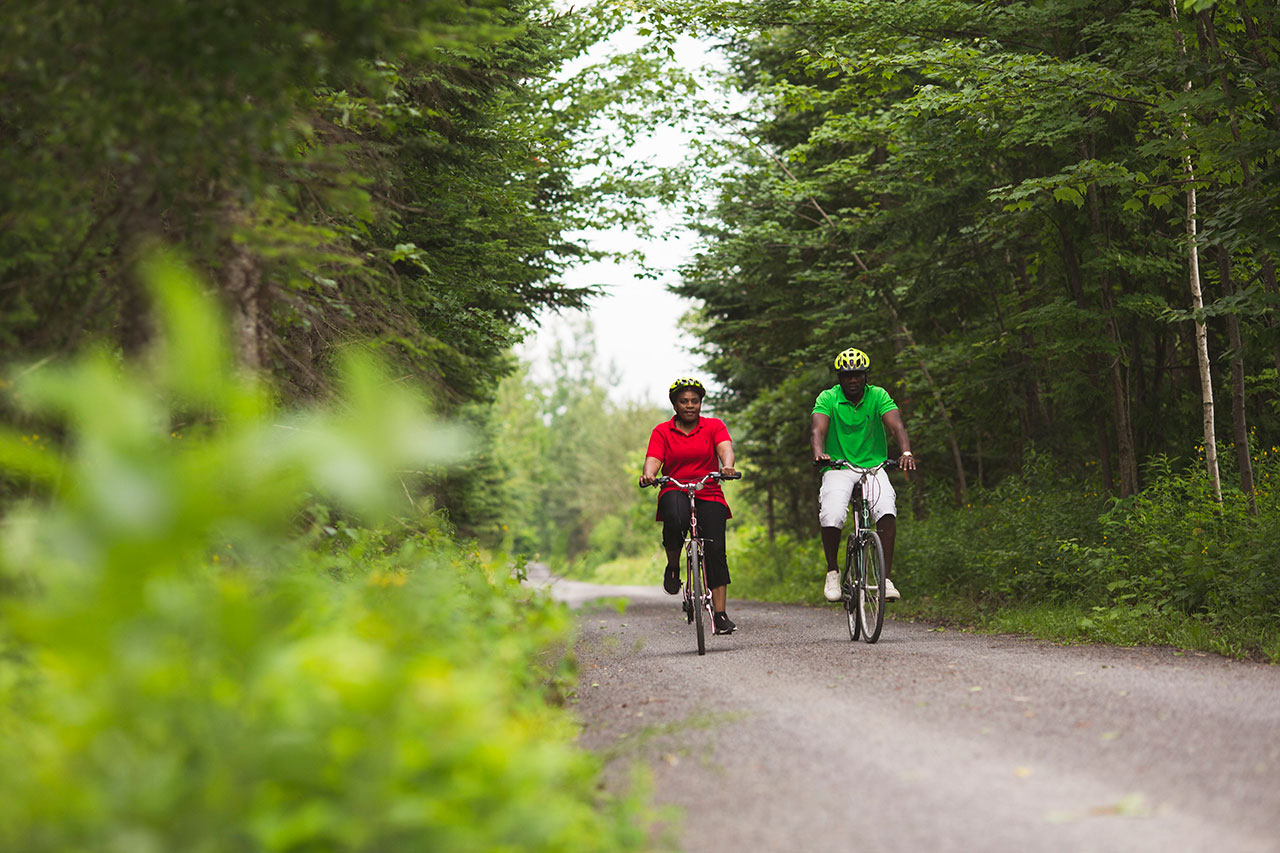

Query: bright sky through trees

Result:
[519,27,723,405]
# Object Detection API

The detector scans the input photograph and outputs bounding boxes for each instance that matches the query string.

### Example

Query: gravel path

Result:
[562,586,1280,853]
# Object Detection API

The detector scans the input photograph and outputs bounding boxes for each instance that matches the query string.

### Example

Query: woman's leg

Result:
[657,490,691,592]
[696,499,731,612]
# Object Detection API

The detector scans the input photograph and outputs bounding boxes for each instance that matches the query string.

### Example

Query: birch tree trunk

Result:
[1172,0,1222,503]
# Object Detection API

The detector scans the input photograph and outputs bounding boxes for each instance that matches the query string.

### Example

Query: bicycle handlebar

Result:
[640,471,742,489]
[813,458,900,473]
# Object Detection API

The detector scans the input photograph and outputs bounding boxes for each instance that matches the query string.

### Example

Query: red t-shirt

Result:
[645,416,733,521]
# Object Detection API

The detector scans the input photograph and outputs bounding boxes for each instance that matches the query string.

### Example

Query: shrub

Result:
[0,256,648,851]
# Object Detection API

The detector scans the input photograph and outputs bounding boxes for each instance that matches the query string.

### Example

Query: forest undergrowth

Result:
[719,451,1280,663]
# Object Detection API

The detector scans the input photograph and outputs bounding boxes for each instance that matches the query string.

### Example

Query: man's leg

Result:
[868,468,901,601]
[821,526,842,573]
[876,514,896,578]
[875,513,901,600]
[818,470,856,601]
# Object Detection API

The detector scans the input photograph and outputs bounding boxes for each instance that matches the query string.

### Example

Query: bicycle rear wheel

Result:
[857,531,887,643]
[690,541,706,655]
[843,532,860,641]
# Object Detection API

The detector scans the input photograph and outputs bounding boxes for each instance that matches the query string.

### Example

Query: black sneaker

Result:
[713,612,736,635]
[663,566,681,595]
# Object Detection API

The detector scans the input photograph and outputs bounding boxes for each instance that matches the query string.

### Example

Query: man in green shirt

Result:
[810,347,917,602]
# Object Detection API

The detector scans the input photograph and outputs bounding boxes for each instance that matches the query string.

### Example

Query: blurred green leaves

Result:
[0,257,648,850]
[3,254,468,572]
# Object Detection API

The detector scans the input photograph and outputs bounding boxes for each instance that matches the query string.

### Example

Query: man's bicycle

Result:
[642,471,741,655]
[817,458,898,644]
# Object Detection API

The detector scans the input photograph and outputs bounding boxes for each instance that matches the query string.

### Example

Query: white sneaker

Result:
[885,577,901,601]
[824,570,841,602]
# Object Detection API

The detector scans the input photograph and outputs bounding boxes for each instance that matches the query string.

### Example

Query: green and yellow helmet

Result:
[833,347,871,372]
[668,376,706,404]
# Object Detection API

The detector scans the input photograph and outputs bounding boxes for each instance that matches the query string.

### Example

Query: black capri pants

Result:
[658,490,731,589]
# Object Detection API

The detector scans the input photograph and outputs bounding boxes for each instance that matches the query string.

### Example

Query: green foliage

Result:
[1092,445,1280,633]
[724,525,825,604]
[0,260,650,850]
[641,0,1280,515]
[484,327,669,568]
[0,0,615,408]
[897,448,1280,659]
[896,451,1115,604]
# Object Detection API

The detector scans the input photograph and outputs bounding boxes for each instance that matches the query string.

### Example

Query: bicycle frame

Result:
[820,458,896,644]
[643,471,740,655]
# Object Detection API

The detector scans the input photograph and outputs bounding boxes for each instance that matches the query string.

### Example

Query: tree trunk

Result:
[1183,179,1221,502]
[1081,164,1140,498]
[766,484,776,543]
[221,206,267,371]
[976,433,985,490]
[1012,256,1050,440]
[115,196,159,359]
[1216,249,1258,515]
[1172,0,1222,504]
[1058,220,1119,494]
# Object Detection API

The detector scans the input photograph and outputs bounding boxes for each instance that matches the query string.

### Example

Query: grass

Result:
[894,596,1280,664]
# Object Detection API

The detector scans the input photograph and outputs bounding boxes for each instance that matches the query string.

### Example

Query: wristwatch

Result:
[900,451,913,457]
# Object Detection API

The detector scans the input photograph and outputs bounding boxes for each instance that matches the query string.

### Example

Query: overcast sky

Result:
[517,28,727,406]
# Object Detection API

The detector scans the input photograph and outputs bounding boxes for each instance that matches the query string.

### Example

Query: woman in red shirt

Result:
[638,378,739,634]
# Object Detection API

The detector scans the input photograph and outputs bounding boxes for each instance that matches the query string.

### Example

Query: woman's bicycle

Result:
[817,458,898,644]
[642,471,741,655]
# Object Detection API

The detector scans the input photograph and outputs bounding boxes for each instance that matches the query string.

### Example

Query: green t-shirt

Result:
[812,384,898,467]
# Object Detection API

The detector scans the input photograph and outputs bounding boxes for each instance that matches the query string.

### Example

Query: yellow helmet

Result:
[833,348,871,372]
[668,377,706,403]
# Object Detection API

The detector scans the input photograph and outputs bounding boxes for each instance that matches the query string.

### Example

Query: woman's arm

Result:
[715,440,736,476]
[638,455,664,487]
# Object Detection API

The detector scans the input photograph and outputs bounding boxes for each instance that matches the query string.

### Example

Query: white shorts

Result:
[818,466,897,529]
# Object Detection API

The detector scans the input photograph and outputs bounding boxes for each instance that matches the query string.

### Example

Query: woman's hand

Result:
[639,472,657,487]
[719,466,737,478]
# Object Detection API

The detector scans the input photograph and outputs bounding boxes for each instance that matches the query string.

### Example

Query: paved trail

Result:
[549,577,1280,853]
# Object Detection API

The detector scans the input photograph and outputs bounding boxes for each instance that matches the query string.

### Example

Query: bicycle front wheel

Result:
[844,532,860,641]
[857,531,887,643]
[690,541,706,655]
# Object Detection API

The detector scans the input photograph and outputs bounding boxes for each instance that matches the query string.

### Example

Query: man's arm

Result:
[810,413,832,463]
[882,409,917,471]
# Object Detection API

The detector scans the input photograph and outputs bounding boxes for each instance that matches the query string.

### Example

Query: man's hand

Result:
[813,453,832,466]
[898,451,917,472]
